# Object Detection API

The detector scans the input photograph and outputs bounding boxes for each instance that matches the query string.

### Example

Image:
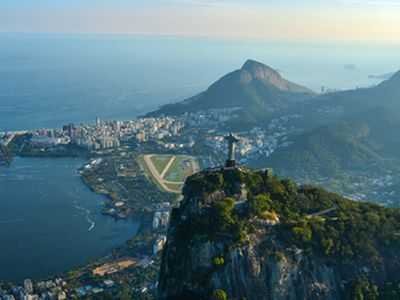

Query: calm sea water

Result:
[0,157,138,283]
[0,33,399,283]
[1,33,399,131]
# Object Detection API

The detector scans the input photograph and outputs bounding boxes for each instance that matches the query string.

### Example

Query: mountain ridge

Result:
[148,59,314,117]
[264,122,390,183]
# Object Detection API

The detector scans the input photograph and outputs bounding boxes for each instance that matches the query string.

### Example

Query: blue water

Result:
[0,157,138,283]
[1,33,399,131]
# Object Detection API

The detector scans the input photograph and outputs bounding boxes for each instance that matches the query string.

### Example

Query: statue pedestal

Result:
[225,159,236,168]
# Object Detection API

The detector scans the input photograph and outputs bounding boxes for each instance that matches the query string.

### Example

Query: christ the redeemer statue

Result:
[224,133,239,168]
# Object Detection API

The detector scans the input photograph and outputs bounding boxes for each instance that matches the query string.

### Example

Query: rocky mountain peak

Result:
[241,59,282,81]
[240,59,311,93]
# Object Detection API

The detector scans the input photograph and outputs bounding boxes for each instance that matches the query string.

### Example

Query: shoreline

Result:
[0,156,144,284]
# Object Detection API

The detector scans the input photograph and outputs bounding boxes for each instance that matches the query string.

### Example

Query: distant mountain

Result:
[373,70,400,106]
[313,70,400,117]
[264,122,391,183]
[349,107,400,157]
[368,72,395,80]
[261,71,400,189]
[149,59,314,117]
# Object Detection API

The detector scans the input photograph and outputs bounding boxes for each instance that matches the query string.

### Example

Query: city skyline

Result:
[1,0,400,42]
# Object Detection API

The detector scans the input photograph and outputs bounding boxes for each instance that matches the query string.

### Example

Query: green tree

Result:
[345,276,379,300]
[213,256,225,269]
[293,226,312,244]
[248,194,272,217]
[211,289,227,300]
[210,197,235,232]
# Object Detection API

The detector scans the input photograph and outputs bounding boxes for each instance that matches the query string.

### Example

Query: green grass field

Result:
[149,155,173,174]
[164,156,194,183]
[164,157,181,182]
[138,154,199,193]
[137,155,165,191]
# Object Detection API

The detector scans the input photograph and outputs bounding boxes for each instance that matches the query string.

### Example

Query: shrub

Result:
[211,289,227,300]
[213,256,225,269]
[248,194,272,217]
[293,226,312,244]
[210,197,235,232]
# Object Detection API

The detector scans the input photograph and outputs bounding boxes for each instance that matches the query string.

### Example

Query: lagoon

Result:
[0,157,138,283]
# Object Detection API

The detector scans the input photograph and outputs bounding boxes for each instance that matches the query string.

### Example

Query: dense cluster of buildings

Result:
[0,273,118,299]
[345,173,399,206]
[174,107,242,129]
[70,117,184,150]
[29,129,69,149]
[74,279,115,298]
[152,202,171,230]
[1,278,67,300]
[24,108,302,167]
[204,114,300,164]
[25,116,185,151]
[152,202,172,254]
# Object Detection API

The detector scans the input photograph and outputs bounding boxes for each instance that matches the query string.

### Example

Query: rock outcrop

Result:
[159,168,400,300]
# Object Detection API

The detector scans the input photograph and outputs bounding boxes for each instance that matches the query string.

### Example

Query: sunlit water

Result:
[0,157,138,283]
[0,33,399,131]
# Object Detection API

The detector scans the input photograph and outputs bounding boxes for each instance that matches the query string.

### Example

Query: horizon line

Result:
[2,30,400,45]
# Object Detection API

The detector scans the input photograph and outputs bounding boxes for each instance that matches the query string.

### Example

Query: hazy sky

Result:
[1,0,400,41]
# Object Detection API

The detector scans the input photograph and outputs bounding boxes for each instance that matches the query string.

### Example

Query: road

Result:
[307,205,338,218]
[142,154,199,194]
[143,154,180,194]
[160,156,176,179]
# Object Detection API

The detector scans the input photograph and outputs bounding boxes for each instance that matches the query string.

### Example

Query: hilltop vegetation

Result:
[265,122,391,182]
[178,168,400,265]
[270,71,400,186]
[160,168,400,300]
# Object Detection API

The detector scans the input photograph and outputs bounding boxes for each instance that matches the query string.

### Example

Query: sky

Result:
[1,0,400,42]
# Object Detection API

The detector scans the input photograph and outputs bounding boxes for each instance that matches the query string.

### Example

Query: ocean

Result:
[1,33,399,131]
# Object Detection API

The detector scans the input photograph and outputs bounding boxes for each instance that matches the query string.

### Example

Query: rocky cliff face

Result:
[160,236,342,300]
[241,59,312,94]
[159,168,400,300]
